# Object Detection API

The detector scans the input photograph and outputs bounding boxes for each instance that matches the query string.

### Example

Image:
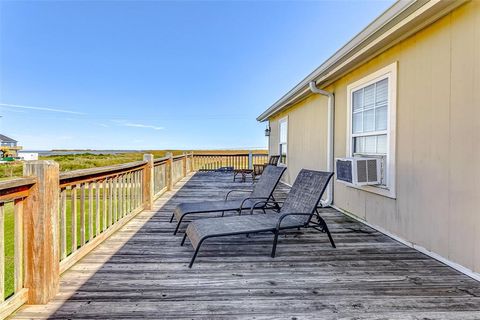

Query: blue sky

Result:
[0,0,393,150]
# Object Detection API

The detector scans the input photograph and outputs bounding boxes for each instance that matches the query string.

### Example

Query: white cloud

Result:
[112,119,164,130]
[123,123,164,130]
[0,103,85,115]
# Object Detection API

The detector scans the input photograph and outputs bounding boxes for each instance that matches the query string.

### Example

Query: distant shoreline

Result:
[22,149,267,157]
[50,149,143,152]
[23,150,142,156]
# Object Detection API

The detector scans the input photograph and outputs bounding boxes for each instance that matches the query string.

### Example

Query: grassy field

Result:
[0,150,267,180]
[0,150,181,180]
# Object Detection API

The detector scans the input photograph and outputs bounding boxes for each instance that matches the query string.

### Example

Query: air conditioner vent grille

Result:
[367,159,378,182]
[336,160,353,183]
[356,161,367,183]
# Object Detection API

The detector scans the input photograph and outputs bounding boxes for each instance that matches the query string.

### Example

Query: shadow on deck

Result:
[12,172,480,319]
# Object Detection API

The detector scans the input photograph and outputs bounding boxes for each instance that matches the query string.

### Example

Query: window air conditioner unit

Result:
[336,157,381,186]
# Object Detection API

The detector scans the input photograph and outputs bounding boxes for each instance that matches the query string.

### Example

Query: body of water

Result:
[23,150,143,156]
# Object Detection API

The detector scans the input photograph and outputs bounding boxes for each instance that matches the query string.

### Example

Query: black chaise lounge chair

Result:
[170,165,287,235]
[182,169,334,267]
[252,155,280,182]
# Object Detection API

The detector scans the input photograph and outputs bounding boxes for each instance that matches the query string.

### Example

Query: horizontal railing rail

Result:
[0,178,36,201]
[59,161,147,187]
[153,156,169,164]
[0,151,261,318]
[192,152,268,171]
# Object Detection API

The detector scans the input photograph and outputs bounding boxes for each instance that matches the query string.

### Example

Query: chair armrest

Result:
[225,189,252,200]
[248,200,284,215]
[253,164,266,175]
[276,213,312,230]
[239,197,270,211]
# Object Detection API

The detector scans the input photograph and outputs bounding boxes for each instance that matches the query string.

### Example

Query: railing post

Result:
[182,153,187,177]
[248,151,253,170]
[166,152,173,191]
[189,153,194,172]
[23,160,60,304]
[143,154,154,210]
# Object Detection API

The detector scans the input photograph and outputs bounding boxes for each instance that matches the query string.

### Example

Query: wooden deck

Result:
[11,172,480,319]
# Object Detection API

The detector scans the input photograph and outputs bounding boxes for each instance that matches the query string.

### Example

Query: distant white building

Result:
[18,152,38,161]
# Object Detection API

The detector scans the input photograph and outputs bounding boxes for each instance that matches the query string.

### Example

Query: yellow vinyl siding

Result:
[268,94,328,184]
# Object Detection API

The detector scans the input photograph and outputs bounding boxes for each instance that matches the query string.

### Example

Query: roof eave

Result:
[257,0,469,122]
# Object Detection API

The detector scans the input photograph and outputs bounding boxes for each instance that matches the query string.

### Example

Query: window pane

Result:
[353,113,362,133]
[376,78,388,105]
[279,121,287,143]
[352,89,363,112]
[364,136,376,153]
[354,137,364,153]
[363,109,375,132]
[364,84,375,109]
[377,135,387,154]
[280,143,287,164]
[375,106,388,131]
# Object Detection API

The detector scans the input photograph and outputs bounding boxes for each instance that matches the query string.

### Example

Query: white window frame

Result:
[278,116,288,166]
[346,62,397,198]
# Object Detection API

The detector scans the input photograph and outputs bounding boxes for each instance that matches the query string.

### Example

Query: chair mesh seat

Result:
[172,165,286,223]
[173,199,252,221]
[186,213,304,249]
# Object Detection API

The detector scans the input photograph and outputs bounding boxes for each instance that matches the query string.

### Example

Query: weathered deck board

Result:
[11,172,480,319]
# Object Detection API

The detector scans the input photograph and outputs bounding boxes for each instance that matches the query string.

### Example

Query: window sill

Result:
[346,183,396,199]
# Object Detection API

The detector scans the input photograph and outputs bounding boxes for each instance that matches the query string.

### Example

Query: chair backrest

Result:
[280,169,334,225]
[250,165,286,199]
[268,155,280,166]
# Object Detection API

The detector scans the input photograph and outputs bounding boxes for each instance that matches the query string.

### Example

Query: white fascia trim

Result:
[332,205,480,283]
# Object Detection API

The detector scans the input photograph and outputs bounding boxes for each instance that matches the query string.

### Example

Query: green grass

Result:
[0,151,179,180]
[3,202,15,300]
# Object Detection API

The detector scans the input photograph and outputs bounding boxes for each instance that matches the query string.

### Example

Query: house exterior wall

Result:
[268,95,329,184]
[267,1,480,275]
[18,152,39,161]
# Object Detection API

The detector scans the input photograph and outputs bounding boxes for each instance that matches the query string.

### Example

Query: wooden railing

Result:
[0,177,35,319]
[153,156,168,198]
[193,153,268,171]
[172,155,186,184]
[152,153,193,200]
[0,151,262,318]
[58,161,146,273]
